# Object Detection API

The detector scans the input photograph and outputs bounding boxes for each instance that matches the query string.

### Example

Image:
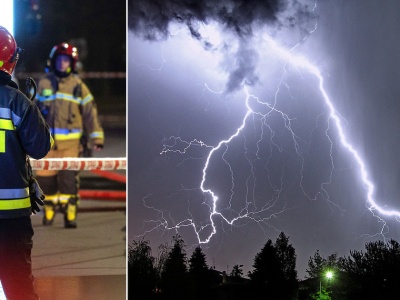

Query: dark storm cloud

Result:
[226,45,259,91]
[129,0,285,40]
[128,0,316,92]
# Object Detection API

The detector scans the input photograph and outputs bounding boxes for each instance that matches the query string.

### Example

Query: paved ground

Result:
[31,200,126,300]
[27,124,127,300]
[32,200,126,277]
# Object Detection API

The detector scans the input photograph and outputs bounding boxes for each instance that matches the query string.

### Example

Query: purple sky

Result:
[129,0,400,278]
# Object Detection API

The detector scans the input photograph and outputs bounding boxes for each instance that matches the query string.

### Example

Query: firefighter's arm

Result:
[80,83,104,150]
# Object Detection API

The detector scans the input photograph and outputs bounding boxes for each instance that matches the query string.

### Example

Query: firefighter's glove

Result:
[93,144,104,151]
[29,177,45,214]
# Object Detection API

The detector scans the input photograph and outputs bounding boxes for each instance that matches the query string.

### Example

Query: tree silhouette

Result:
[306,250,325,278]
[249,239,277,284]
[154,242,169,283]
[127,234,400,300]
[274,232,298,299]
[188,245,219,299]
[189,246,209,275]
[159,235,189,299]
[128,238,157,299]
[248,232,298,299]
[340,239,400,299]
[230,264,244,279]
[276,232,297,278]
[304,250,346,299]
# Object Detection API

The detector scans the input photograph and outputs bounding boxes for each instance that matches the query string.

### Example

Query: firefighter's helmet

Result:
[0,26,22,75]
[48,42,78,74]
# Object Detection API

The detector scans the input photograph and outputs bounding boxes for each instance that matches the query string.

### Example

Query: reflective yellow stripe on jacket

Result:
[0,187,30,210]
[51,128,82,141]
[0,111,16,153]
[0,119,14,130]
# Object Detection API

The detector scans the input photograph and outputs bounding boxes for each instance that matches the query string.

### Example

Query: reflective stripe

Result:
[0,197,31,210]
[52,128,81,135]
[44,194,58,205]
[59,194,75,204]
[36,94,55,102]
[0,119,14,130]
[51,128,82,140]
[11,112,20,126]
[56,92,81,104]
[0,130,4,152]
[0,188,31,210]
[0,108,22,126]
[50,135,55,148]
[54,132,82,140]
[90,131,104,139]
[0,187,29,198]
[0,109,17,153]
[37,92,82,105]
[37,92,94,105]
[81,94,94,105]
[0,108,9,118]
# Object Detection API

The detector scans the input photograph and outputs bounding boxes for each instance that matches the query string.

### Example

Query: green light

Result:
[326,271,333,279]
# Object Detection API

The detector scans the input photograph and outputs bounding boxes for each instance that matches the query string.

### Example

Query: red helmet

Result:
[0,26,22,75]
[48,42,79,74]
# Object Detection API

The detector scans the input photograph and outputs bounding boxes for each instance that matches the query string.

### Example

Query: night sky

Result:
[12,0,126,111]
[128,0,400,278]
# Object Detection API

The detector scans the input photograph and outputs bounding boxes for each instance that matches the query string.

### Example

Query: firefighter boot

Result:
[36,176,58,226]
[64,196,78,228]
[42,200,56,226]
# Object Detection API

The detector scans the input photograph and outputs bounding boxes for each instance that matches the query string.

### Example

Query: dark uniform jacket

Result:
[0,75,53,218]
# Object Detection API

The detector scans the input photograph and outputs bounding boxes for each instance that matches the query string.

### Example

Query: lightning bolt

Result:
[135,11,396,247]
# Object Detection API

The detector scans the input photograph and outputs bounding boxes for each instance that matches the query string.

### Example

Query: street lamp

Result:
[320,270,334,293]
[326,271,333,280]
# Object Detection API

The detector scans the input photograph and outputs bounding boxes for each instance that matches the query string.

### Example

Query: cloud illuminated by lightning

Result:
[131,1,399,249]
[152,24,399,245]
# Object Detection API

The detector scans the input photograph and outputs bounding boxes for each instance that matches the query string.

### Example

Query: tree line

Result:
[128,232,400,299]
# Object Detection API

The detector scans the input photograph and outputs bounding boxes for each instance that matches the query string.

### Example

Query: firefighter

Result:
[35,42,104,228]
[0,26,53,300]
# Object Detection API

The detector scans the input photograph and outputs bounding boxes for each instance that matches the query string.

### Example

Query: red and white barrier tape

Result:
[30,157,126,170]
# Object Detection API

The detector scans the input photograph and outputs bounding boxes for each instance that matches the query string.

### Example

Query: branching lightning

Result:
[153,30,396,245]
[131,1,399,251]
